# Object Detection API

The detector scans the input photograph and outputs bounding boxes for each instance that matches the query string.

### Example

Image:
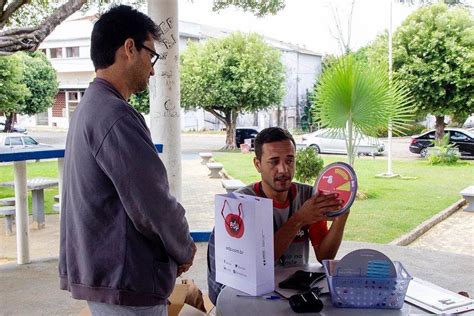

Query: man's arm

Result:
[313,212,349,263]
[95,115,195,265]
[273,193,341,261]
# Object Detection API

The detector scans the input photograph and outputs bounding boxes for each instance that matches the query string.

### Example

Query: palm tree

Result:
[313,54,413,166]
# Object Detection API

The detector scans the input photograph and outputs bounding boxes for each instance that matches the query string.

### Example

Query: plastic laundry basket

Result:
[322,260,412,309]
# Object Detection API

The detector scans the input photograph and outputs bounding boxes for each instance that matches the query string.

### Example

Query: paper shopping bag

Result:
[214,192,274,296]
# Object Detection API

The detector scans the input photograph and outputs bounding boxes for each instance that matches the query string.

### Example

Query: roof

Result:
[41,12,321,57]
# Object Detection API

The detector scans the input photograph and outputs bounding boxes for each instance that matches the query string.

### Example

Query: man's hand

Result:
[177,242,197,276]
[294,192,343,226]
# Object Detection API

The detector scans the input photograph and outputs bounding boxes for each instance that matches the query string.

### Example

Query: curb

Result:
[390,199,467,246]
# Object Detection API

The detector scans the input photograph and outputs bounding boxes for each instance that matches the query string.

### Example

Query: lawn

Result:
[0,161,59,215]
[213,152,474,243]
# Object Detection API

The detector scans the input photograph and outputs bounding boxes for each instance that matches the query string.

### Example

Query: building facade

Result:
[20,14,322,131]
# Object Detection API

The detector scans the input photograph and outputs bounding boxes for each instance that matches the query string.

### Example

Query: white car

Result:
[298,129,384,156]
[0,133,52,153]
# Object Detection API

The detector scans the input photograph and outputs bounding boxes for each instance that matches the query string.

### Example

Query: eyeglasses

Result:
[139,44,160,67]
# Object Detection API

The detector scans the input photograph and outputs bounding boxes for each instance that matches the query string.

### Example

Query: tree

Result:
[212,0,285,16]
[312,54,413,166]
[129,90,150,114]
[17,51,58,115]
[180,32,285,149]
[392,3,473,141]
[1,0,87,55]
[0,53,29,131]
[0,51,57,131]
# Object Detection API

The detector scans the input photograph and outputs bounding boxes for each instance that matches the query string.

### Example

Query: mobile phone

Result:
[278,270,326,291]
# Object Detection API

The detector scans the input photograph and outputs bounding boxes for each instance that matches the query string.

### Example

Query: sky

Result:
[177,0,421,56]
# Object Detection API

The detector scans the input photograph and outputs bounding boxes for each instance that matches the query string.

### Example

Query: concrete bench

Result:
[460,186,474,212]
[221,179,246,193]
[0,197,15,206]
[199,152,213,165]
[53,194,60,213]
[0,206,15,236]
[207,162,223,178]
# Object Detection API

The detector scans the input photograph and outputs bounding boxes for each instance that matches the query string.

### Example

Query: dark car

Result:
[235,127,260,149]
[409,128,474,158]
[0,122,27,134]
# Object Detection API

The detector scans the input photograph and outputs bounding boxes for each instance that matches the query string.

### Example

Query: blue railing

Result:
[0,144,164,162]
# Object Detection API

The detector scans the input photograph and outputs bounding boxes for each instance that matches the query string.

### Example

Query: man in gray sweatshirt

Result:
[59,5,196,315]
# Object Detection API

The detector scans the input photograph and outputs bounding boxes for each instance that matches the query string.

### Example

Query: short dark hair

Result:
[91,5,159,70]
[254,127,296,160]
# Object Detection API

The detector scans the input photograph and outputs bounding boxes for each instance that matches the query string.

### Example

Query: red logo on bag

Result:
[221,200,245,238]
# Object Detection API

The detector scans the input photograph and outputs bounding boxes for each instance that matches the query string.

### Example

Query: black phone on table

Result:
[278,270,326,291]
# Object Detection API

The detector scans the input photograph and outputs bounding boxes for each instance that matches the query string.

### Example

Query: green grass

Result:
[213,152,474,243]
[0,161,59,215]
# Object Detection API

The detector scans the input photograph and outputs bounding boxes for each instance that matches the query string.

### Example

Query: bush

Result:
[427,135,460,165]
[295,147,324,184]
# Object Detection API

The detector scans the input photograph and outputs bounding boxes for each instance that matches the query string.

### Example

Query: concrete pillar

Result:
[148,0,182,201]
[13,161,29,264]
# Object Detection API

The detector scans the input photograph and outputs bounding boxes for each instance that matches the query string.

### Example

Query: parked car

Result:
[0,133,51,153]
[235,127,260,149]
[0,122,27,134]
[298,129,385,155]
[409,128,474,158]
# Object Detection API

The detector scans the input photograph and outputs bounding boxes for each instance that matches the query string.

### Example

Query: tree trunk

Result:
[224,110,237,150]
[435,115,446,143]
[4,112,14,132]
[276,105,281,126]
[253,111,258,126]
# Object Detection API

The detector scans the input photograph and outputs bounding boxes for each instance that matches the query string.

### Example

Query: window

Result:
[450,131,468,142]
[68,91,79,101]
[50,48,62,58]
[422,132,436,139]
[4,138,10,146]
[23,136,38,145]
[66,46,79,58]
[8,137,23,146]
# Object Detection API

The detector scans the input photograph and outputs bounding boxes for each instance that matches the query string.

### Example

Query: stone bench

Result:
[0,197,15,206]
[199,152,213,165]
[207,162,223,178]
[53,194,60,213]
[221,179,246,193]
[460,186,474,212]
[0,206,15,236]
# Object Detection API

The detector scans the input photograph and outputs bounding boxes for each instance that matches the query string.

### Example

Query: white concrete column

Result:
[13,161,29,264]
[148,0,182,201]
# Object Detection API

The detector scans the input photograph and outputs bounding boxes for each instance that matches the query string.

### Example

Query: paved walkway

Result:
[408,205,473,256]
[0,156,473,315]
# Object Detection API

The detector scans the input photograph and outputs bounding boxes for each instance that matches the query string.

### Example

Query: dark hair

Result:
[254,127,296,160]
[91,5,159,70]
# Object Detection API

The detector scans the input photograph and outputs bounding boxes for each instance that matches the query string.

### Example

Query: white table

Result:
[1,177,59,229]
[216,242,474,315]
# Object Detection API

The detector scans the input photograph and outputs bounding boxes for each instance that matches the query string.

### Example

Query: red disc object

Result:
[314,162,357,217]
